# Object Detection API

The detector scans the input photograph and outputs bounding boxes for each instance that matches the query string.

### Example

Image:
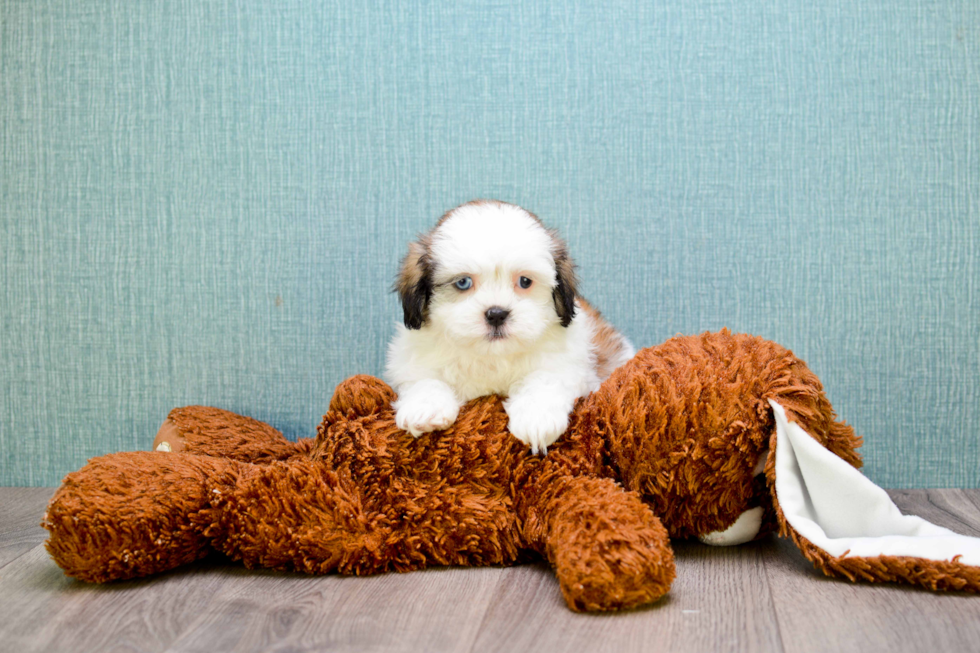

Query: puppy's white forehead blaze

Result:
[430,203,557,283]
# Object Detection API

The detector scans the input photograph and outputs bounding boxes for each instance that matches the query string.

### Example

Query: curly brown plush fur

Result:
[44,330,865,611]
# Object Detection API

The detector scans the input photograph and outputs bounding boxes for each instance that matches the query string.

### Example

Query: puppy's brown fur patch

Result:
[579,299,632,380]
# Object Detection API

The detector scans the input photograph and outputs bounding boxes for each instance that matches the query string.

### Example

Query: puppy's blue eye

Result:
[519,276,532,289]
[454,277,473,291]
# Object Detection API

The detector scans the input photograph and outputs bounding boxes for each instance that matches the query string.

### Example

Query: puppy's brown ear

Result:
[394,240,433,330]
[552,246,578,327]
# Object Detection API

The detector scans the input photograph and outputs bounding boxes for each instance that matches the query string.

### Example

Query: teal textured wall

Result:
[1,1,977,487]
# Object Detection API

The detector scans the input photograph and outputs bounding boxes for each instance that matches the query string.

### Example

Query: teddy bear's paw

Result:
[552,509,676,610]
[557,546,675,612]
[393,380,461,437]
[152,418,184,453]
[503,393,569,455]
[698,506,765,546]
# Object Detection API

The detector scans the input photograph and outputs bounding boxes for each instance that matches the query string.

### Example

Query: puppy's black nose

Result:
[485,306,510,327]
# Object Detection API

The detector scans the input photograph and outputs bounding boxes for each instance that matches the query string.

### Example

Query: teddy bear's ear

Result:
[394,240,433,330]
[552,243,579,327]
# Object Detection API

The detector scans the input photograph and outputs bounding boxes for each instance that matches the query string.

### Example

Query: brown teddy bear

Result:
[42,330,980,612]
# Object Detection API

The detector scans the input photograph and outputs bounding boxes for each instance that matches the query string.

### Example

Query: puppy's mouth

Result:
[486,327,508,341]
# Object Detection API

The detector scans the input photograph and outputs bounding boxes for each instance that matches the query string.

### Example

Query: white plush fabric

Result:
[770,399,980,564]
[699,506,765,546]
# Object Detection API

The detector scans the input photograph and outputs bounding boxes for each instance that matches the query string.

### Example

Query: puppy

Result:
[385,200,635,454]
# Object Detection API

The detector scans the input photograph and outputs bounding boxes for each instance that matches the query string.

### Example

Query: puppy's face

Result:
[396,201,578,352]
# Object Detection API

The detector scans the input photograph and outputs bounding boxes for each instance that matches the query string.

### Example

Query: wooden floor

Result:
[2,489,980,652]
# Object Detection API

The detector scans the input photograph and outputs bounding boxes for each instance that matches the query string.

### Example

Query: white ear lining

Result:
[770,399,980,564]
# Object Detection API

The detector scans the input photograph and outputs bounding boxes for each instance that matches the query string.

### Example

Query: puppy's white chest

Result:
[440,354,532,401]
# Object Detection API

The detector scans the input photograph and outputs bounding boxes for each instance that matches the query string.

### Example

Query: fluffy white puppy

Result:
[385,200,635,454]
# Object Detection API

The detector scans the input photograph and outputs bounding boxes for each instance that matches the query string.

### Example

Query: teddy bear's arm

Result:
[150,376,397,464]
[207,456,524,576]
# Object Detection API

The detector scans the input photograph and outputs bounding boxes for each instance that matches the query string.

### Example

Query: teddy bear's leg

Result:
[523,475,676,612]
[43,452,246,582]
[153,405,314,463]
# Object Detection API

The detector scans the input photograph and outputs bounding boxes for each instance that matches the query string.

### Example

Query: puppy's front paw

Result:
[393,381,460,437]
[504,394,570,455]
